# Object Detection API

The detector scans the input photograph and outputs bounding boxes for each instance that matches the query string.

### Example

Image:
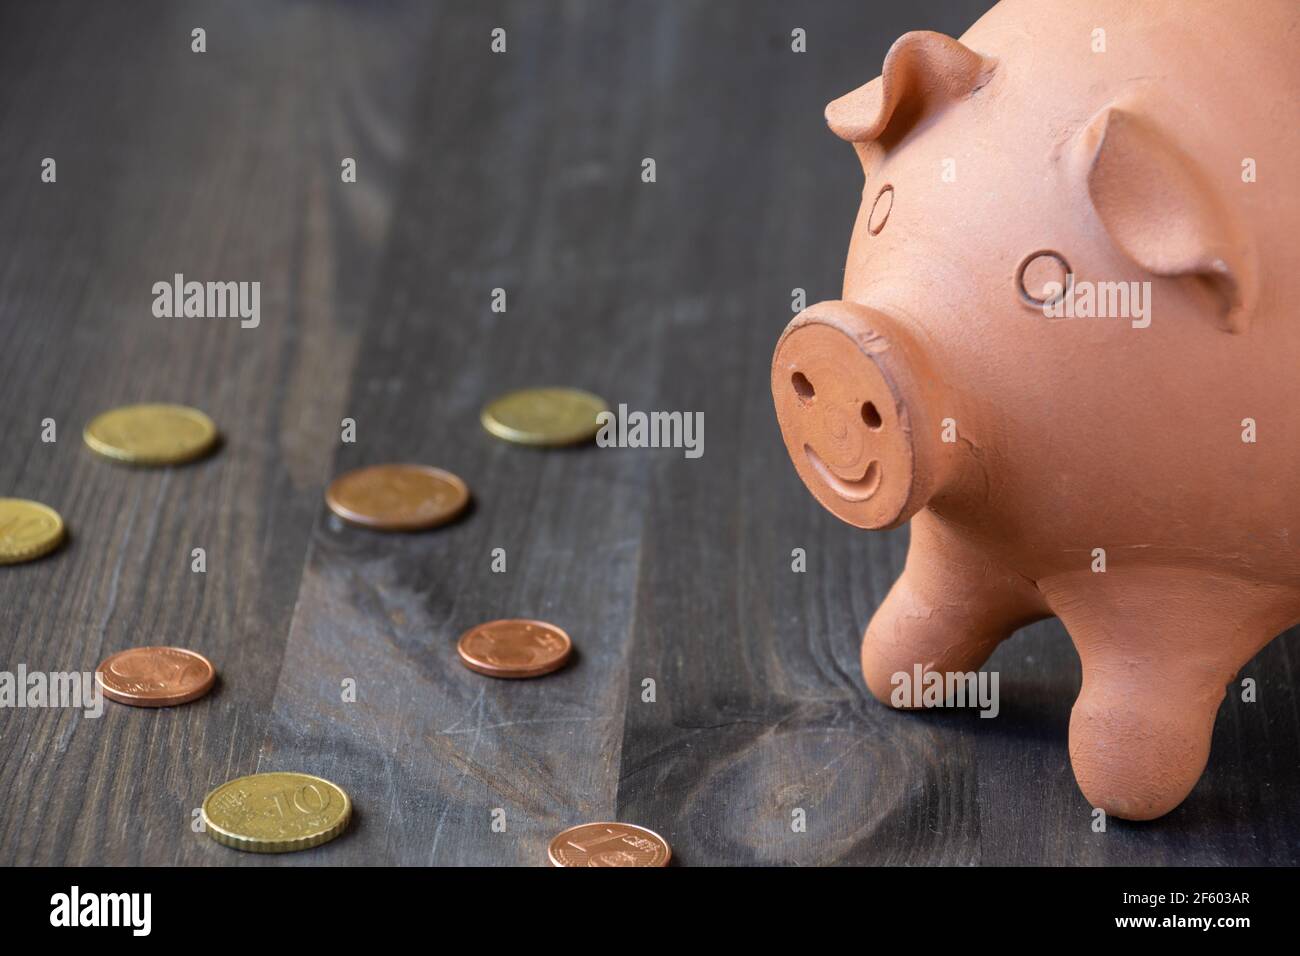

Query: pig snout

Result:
[770,300,951,530]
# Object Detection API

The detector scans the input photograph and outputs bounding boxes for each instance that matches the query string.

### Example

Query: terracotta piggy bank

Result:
[771,0,1299,820]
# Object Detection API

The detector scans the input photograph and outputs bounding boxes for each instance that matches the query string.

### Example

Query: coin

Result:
[0,498,65,565]
[481,387,608,446]
[325,463,469,531]
[84,403,218,465]
[95,646,216,707]
[201,771,351,853]
[456,619,573,678]
[548,822,672,867]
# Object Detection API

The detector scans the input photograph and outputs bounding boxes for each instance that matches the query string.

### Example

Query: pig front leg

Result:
[1041,568,1299,821]
[861,510,1049,704]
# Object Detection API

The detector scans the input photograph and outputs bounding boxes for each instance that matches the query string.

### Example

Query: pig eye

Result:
[867,185,893,235]
[1016,250,1071,306]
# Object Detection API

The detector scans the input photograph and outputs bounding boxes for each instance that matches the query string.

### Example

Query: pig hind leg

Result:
[1043,568,1298,821]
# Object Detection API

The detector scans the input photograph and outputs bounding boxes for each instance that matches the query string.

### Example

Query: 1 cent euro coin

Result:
[95,647,216,707]
[548,822,671,867]
[456,619,573,678]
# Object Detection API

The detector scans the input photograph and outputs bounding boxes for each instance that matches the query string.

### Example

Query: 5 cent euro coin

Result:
[325,463,470,531]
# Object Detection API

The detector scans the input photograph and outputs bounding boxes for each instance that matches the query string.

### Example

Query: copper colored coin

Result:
[325,464,469,531]
[548,822,672,867]
[456,619,572,679]
[96,647,216,707]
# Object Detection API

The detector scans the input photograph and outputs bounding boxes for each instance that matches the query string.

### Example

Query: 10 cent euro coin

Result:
[0,498,65,565]
[202,771,352,853]
[84,403,218,465]
[481,387,608,446]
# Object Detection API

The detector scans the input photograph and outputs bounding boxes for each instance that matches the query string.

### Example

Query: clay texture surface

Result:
[771,0,1300,820]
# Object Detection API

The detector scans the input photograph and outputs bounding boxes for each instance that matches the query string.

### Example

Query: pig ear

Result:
[825,31,996,146]
[1080,106,1257,332]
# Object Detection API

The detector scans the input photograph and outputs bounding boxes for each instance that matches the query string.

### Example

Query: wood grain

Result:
[1,0,1295,866]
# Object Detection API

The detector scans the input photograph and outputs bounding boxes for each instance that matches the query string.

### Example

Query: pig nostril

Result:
[861,401,882,429]
[792,372,815,404]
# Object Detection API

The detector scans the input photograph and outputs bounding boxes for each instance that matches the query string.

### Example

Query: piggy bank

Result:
[771,0,1300,820]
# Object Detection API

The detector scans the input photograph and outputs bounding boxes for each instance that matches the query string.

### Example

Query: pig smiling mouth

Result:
[804,444,882,501]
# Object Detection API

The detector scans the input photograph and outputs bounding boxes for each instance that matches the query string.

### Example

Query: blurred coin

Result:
[456,619,572,678]
[96,646,216,707]
[325,463,469,531]
[0,498,65,565]
[84,403,217,465]
[548,822,671,867]
[202,771,351,853]
[481,387,608,446]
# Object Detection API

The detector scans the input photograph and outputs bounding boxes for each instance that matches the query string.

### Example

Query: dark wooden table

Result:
[2,0,1296,867]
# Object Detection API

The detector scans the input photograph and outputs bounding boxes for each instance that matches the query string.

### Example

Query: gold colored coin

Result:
[548,822,672,867]
[202,772,351,854]
[0,498,65,565]
[481,387,608,446]
[84,403,218,465]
